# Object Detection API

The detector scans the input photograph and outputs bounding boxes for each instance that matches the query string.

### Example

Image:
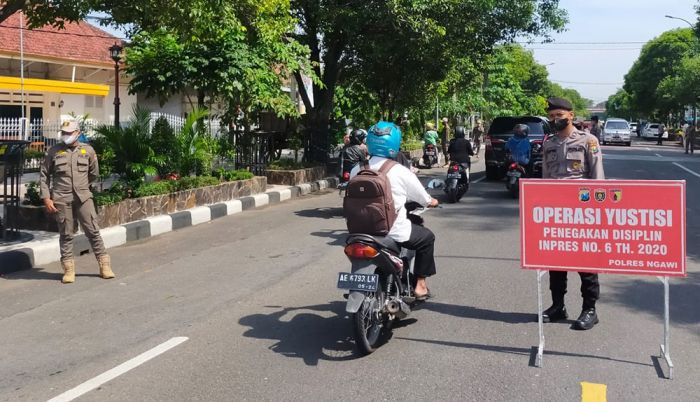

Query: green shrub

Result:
[133,181,176,197]
[267,159,317,170]
[23,181,44,206]
[24,149,45,161]
[175,176,219,191]
[214,168,254,182]
[93,182,128,206]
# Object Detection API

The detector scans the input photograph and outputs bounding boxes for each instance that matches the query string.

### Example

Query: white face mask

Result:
[61,133,79,145]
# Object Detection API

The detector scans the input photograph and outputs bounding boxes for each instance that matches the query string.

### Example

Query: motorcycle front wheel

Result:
[353,286,386,355]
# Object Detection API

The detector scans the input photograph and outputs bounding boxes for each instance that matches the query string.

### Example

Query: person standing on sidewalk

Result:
[40,120,115,284]
[686,124,697,154]
[440,117,450,166]
[471,119,485,157]
[589,116,601,140]
[656,123,665,146]
[541,97,605,330]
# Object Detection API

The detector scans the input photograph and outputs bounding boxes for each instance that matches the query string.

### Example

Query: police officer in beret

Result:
[541,97,605,330]
[40,120,115,284]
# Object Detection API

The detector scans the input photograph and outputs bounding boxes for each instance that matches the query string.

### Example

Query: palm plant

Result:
[175,108,213,176]
[92,107,165,184]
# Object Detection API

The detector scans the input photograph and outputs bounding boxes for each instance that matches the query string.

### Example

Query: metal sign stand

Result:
[657,276,673,379]
[534,271,675,379]
[535,270,546,368]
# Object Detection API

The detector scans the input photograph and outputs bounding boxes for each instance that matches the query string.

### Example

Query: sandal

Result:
[415,289,433,301]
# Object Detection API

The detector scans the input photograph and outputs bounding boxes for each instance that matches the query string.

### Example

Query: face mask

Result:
[61,133,79,145]
[549,118,570,132]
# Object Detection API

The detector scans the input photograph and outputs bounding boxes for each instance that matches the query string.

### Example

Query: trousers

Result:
[549,271,599,310]
[55,197,106,260]
[686,136,695,154]
[399,224,436,278]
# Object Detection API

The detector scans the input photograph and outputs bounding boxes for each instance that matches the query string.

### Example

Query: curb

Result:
[0,177,339,274]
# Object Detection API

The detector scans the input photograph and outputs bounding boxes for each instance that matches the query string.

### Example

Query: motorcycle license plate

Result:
[337,272,378,292]
[506,171,522,177]
[447,173,461,178]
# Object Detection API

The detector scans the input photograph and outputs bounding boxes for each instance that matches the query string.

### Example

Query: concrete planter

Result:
[14,176,267,232]
[265,166,327,186]
[8,204,58,232]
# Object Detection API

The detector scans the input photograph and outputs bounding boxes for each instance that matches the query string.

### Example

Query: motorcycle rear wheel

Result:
[353,287,386,355]
[447,187,459,203]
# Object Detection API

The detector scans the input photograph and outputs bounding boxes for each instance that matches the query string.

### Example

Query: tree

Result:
[606,89,636,120]
[292,0,567,160]
[624,28,699,118]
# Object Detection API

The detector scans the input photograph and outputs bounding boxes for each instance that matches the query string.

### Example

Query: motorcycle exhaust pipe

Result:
[386,300,401,314]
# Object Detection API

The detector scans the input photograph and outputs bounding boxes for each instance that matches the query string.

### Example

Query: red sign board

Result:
[520,179,686,277]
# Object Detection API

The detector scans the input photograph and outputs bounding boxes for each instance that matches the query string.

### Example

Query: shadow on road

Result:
[294,207,344,220]
[606,271,700,326]
[309,229,346,246]
[416,301,536,324]
[395,337,653,368]
[0,267,61,281]
[239,302,358,366]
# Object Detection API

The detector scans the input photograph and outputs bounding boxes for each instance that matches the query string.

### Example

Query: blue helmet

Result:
[366,121,401,159]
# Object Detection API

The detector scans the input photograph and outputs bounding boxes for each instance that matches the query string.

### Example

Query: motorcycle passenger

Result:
[505,124,532,169]
[340,128,368,176]
[448,125,474,182]
[351,121,439,300]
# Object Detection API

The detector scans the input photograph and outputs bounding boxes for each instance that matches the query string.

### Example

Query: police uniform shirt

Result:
[542,129,604,180]
[40,142,99,203]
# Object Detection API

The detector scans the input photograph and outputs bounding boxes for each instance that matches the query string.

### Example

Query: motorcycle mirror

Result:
[426,179,446,189]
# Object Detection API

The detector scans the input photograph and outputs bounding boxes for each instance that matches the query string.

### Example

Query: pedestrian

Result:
[40,120,115,284]
[656,123,665,145]
[471,119,485,157]
[441,117,450,166]
[541,97,605,330]
[686,124,697,154]
[589,116,601,140]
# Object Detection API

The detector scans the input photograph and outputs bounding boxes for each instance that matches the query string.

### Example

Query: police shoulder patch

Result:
[588,139,599,154]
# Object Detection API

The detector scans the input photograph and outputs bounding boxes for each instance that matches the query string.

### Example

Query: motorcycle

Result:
[422,144,438,168]
[505,156,527,198]
[338,179,443,355]
[444,161,469,203]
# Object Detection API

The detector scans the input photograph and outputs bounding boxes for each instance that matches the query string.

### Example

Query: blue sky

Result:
[527,0,698,103]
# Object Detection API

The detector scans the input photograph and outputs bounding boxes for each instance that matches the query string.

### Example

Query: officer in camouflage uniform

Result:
[541,97,604,330]
[40,120,114,283]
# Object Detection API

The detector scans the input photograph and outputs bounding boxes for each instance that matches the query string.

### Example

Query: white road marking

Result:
[645,147,651,151]
[673,162,700,179]
[47,337,189,402]
[472,177,486,183]
[655,153,663,158]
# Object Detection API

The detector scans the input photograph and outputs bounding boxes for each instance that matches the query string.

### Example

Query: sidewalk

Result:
[0,177,339,274]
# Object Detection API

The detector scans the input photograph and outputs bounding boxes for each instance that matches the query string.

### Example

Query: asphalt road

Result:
[1,138,699,401]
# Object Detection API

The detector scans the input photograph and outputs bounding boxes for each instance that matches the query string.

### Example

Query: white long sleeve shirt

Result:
[350,156,432,242]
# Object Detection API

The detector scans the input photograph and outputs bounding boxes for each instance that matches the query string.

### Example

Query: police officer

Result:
[685,123,696,154]
[541,97,604,330]
[40,120,114,283]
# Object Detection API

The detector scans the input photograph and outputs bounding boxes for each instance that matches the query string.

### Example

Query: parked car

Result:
[641,123,669,140]
[629,122,639,136]
[484,116,551,180]
[601,118,632,146]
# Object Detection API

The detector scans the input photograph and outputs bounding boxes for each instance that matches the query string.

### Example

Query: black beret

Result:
[546,97,573,111]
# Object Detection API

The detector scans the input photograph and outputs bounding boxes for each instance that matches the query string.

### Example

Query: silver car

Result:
[602,118,632,146]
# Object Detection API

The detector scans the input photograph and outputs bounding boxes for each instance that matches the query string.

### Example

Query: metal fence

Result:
[0,113,225,149]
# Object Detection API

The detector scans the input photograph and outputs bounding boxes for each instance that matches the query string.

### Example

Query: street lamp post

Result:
[664,15,694,28]
[665,16,696,126]
[109,43,123,129]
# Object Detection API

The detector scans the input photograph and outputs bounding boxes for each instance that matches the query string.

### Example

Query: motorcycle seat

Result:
[347,234,401,254]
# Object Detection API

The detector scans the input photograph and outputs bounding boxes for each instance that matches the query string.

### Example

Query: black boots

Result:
[542,304,568,323]
[573,309,599,330]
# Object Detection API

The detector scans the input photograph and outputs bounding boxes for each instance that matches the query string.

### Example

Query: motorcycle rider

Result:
[505,124,532,170]
[340,128,368,177]
[448,125,475,183]
[351,121,439,300]
[423,122,440,166]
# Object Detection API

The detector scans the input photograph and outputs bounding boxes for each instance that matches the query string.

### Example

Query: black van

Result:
[484,116,552,180]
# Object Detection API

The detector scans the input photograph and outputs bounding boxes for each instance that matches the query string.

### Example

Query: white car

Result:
[602,118,632,146]
[642,123,669,140]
